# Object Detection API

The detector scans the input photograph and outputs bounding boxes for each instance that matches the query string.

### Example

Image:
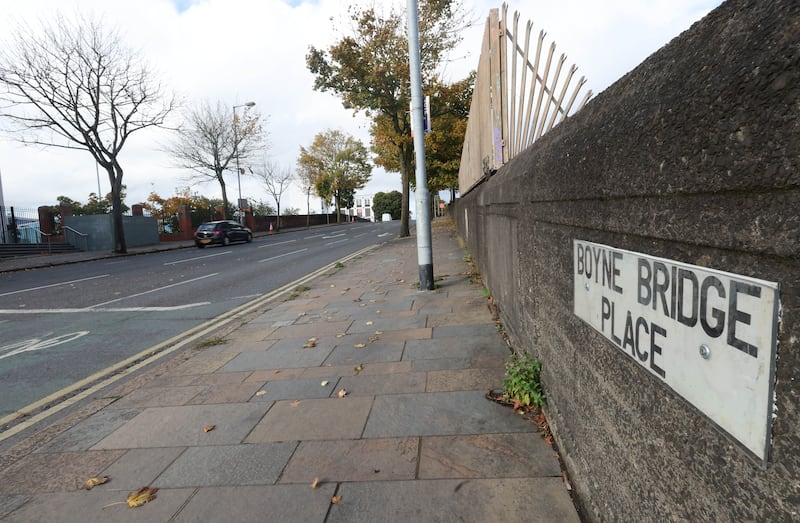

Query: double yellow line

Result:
[0,244,379,442]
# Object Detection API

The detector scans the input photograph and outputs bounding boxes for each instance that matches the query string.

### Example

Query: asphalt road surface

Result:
[0,221,399,423]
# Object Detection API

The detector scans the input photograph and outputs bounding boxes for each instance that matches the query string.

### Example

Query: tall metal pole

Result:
[407,0,434,290]
[233,105,242,223]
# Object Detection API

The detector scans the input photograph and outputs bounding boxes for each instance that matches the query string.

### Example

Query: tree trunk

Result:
[306,188,311,228]
[108,164,127,254]
[217,170,229,219]
[276,202,281,232]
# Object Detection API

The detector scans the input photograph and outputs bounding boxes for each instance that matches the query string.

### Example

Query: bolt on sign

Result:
[573,240,779,462]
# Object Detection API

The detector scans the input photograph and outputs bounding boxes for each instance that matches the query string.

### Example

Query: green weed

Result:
[503,354,546,408]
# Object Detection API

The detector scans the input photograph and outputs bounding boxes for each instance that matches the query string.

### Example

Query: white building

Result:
[352,194,374,221]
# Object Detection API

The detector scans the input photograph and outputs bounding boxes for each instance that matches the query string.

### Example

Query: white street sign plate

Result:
[573,240,779,461]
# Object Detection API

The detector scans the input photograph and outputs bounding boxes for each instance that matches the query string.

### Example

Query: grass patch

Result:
[334,262,345,269]
[194,336,226,350]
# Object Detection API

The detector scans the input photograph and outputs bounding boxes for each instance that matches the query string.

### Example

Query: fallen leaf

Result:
[375,331,383,335]
[303,341,317,348]
[255,390,267,396]
[308,337,318,342]
[365,321,373,326]
[126,487,158,508]
[274,370,281,374]
[336,333,346,338]
[354,364,363,372]
[331,495,342,504]
[83,476,109,490]
[368,336,378,343]
[398,279,405,283]
[203,425,215,433]
[354,343,366,349]
[290,400,302,407]
[311,477,320,489]
[321,380,330,386]
[330,284,336,288]
[298,312,307,317]
[375,310,382,314]
[359,303,367,308]
[337,389,347,398]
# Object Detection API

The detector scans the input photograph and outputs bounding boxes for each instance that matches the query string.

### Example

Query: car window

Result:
[198,223,215,231]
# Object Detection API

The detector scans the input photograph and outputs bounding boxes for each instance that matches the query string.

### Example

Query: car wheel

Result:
[196,243,205,249]
[223,235,230,246]
[246,233,252,243]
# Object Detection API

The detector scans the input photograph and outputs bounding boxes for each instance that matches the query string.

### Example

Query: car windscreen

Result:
[197,224,216,231]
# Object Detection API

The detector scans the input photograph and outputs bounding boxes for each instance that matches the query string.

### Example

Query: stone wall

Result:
[453,0,799,520]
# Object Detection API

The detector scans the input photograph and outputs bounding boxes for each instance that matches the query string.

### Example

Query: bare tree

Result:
[296,161,318,228]
[0,13,176,253]
[250,159,294,232]
[166,100,264,220]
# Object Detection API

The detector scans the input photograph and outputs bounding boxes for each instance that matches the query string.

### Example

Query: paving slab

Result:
[245,397,373,442]
[0,450,126,495]
[33,407,141,453]
[426,367,506,392]
[2,488,195,523]
[354,361,413,376]
[92,403,270,449]
[347,318,426,335]
[419,433,562,478]
[268,320,353,339]
[280,437,418,483]
[172,484,337,523]
[0,496,30,520]
[432,324,498,338]
[154,443,297,487]
[328,478,580,523]
[411,358,471,372]
[323,340,405,366]
[106,385,206,409]
[220,342,334,370]
[427,310,496,327]
[95,447,185,491]
[244,367,306,383]
[404,336,509,360]
[363,391,535,438]
[214,339,277,353]
[248,377,339,402]
[187,382,265,404]
[187,370,253,385]
[336,372,427,396]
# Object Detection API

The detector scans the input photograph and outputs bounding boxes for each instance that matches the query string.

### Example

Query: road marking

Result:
[354,233,368,238]
[0,303,210,314]
[322,233,346,239]
[0,331,90,361]
[325,239,349,246]
[0,243,381,440]
[258,248,308,263]
[304,234,323,239]
[258,239,297,248]
[0,274,110,297]
[378,233,391,237]
[87,273,219,308]
[164,251,232,265]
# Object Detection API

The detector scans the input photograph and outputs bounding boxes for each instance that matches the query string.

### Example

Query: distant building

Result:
[352,194,374,221]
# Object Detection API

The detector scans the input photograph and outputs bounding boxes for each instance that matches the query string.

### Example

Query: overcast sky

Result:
[0,0,722,214]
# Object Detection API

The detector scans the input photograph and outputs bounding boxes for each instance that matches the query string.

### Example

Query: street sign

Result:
[573,239,779,462]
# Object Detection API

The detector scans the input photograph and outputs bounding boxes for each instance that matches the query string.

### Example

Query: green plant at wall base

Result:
[503,354,546,408]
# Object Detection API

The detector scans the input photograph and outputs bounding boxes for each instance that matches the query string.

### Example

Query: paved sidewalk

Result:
[0,219,579,522]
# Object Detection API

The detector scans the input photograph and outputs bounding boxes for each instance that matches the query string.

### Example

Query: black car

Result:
[194,220,252,248]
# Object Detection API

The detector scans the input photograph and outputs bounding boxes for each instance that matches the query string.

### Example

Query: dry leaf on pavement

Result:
[337,389,347,398]
[255,390,267,396]
[311,477,320,489]
[83,476,109,490]
[331,495,342,504]
[303,341,317,348]
[290,400,302,407]
[203,425,216,433]
[365,321,373,326]
[375,331,383,335]
[336,333,346,338]
[126,486,158,508]
[354,343,366,349]
[368,336,378,343]
[321,380,329,386]
[354,364,363,372]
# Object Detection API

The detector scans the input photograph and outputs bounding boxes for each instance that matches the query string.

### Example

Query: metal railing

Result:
[64,226,89,251]
[39,229,53,254]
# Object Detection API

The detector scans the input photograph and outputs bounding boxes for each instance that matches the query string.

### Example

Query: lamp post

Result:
[233,101,256,223]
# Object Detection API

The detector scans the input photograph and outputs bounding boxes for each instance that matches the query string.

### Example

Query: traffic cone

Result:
[269,222,274,234]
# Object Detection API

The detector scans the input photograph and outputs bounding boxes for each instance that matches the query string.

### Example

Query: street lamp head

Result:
[244,101,256,107]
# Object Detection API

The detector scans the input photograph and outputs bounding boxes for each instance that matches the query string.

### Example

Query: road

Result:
[0,221,398,423]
